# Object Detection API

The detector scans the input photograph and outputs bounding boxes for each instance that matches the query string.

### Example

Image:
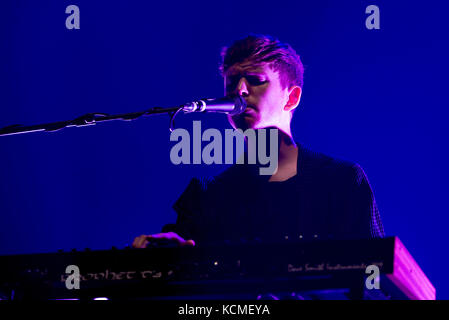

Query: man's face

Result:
[224,61,291,130]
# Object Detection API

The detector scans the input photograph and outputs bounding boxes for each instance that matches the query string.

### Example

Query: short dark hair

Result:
[219,34,304,89]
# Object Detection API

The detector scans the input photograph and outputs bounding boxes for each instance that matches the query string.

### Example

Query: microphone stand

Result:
[0,106,183,137]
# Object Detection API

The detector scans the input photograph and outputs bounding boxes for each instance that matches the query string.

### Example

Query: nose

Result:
[236,77,249,97]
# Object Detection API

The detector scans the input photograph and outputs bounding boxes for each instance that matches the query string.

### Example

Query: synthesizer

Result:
[0,237,436,300]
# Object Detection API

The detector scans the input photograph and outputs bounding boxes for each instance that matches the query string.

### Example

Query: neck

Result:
[278,130,296,158]
[269,128,299,182]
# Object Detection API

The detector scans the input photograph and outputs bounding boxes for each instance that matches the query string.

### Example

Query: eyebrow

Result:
[225,71,266,78]
[225,64,267,76]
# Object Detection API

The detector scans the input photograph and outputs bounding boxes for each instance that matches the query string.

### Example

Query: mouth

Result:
[243,105,257,113]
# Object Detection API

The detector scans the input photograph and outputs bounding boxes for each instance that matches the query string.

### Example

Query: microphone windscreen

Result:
[230,95,247,115]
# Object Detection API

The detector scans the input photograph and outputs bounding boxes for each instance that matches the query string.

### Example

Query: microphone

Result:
[181,96,247,115]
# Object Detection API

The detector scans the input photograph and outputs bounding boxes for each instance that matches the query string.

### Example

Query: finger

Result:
[147,232,177,244]
[141,239,149,248]
[133,235,149,248]
[137,235,147,248]
[145,232,192,247]
[132,236,142,248]
[169,233,189,245]
[147,232,179,240]
[181,239,196,247]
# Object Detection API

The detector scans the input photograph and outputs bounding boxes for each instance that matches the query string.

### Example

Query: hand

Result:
[132,232,196,248]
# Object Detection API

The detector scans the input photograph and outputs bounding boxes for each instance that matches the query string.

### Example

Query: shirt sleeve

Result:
[351,164,385,238]
[170,178,204,241]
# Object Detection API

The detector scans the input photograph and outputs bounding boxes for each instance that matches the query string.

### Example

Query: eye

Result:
[246,75,267,86]
[225,75,267,94]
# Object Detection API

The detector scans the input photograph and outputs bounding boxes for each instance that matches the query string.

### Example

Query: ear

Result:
[284,86,302,111]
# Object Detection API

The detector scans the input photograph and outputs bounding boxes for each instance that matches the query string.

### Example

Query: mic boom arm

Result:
[0,96,245,137]
[0,107,181,137]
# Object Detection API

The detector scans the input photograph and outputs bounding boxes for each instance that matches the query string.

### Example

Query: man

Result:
[132,34,385,248]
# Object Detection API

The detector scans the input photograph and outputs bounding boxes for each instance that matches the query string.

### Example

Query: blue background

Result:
[0,0,448,298]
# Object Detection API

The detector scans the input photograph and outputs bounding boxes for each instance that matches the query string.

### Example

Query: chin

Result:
[228,114,259,131]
